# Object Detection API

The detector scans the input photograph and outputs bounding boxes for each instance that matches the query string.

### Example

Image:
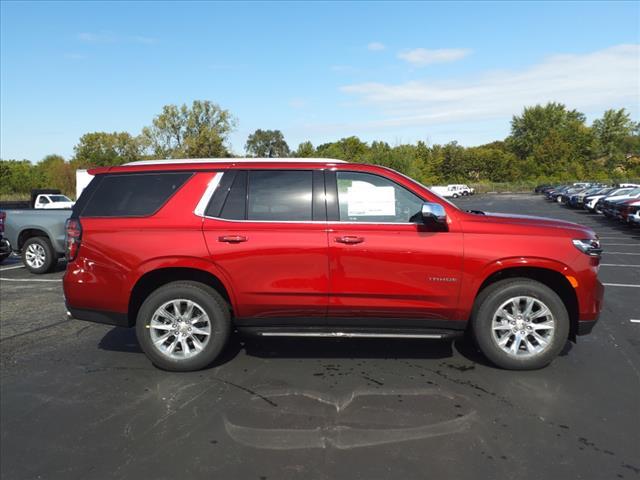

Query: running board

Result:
[237,327,464,340]
[259,332,446,339]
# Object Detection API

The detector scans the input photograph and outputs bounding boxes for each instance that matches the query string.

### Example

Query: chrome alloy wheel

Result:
[491,296,555,358]
[149,299,212,360]
[25,243,46,269]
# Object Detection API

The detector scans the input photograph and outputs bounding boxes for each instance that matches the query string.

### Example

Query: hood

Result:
[462,211,595,238]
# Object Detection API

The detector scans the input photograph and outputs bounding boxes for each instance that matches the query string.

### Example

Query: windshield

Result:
[49,195,71,202]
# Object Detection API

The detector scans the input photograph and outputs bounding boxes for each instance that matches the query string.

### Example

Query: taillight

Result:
[0,211,5,234]
[65,218,82,261]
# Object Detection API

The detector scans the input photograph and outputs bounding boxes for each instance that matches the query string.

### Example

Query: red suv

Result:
[63,159,604,371]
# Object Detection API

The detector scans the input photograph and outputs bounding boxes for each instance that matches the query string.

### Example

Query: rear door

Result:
[326,170,463,325]
[202,169,329,324]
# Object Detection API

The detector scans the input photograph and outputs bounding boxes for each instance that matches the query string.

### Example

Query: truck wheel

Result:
[22,237,55,274]
[471,278,569,370]
[136,281,231,371]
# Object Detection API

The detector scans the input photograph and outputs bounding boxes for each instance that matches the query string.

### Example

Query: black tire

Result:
[136,281,231,371]
[21,236,55,274]
[471,278,569,370]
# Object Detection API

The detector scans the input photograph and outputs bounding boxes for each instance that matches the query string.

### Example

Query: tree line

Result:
[1,100,638,198]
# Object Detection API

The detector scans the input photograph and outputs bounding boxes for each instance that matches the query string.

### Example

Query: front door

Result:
[326,171,463,325]
[202,169,329,323]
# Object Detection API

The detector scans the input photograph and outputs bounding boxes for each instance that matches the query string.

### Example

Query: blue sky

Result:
[1,1,638,161]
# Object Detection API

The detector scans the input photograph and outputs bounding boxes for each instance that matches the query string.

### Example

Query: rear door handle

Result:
[218,235,247,243]
[335,236,364,244]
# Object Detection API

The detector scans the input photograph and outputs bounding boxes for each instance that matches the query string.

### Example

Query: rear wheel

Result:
[136,281,231,371]
[472,278,569,370]
[22,237,55,274]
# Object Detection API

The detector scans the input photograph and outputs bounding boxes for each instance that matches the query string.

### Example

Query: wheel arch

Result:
[473,265,579,341]
[18,228,52,250]
[128,266,235,326]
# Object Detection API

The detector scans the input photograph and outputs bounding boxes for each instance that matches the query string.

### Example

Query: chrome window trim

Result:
[195,168,423,226]
[194,172,224,217]
[200,214,417,226]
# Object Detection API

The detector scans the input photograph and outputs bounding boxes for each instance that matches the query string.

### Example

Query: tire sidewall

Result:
[22,237,55,274]
[136,282,230,371]
[472,280,569,370]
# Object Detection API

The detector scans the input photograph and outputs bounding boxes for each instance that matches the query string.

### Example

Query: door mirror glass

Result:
[421,202,446,223]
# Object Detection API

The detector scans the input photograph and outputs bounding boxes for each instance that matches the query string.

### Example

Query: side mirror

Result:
[421,202,447,224]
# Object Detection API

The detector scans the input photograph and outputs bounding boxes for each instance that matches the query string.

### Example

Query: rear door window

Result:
[80,172,192,217]
[248,171,313,221]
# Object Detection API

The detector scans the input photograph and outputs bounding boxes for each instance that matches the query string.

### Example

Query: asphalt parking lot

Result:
[1,194,638,480]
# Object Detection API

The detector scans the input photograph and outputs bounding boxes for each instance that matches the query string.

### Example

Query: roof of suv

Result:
[89,158,348,175]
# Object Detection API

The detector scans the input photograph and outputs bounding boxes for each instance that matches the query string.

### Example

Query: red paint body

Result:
[63,161,603,330]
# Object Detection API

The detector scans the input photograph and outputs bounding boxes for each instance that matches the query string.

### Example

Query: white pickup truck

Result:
[34,193,75,209]
[430,184,475,198]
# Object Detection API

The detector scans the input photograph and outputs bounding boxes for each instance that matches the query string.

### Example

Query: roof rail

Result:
[123,158,348,166]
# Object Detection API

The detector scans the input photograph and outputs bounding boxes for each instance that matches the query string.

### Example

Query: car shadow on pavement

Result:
[96,327,573,369]
[97,326,245,367]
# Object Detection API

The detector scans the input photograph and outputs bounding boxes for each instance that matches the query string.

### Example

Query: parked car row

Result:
[535,183,640,227]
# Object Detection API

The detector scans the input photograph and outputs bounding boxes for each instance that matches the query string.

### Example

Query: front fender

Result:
[459,256,578,316]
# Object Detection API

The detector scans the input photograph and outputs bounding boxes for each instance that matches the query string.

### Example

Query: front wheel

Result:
[471,278,569,370]
[136,281,231,371]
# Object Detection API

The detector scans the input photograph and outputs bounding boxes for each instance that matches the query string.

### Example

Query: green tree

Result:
[592,109,637,157]
[0,160,40,195]
[316,136,368,161]
[294,141,315,157]
[141,100,236,159]
[72,132,143,168]
[508,102,594,177]
[245,129,290,157]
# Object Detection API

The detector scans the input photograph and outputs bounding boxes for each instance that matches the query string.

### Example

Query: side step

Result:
[238,327,464,340]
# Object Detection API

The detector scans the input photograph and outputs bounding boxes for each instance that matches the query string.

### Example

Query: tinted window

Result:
[81,172,192,217]
[336,171,423,223]
[247,171,313,221]
[219,171,247,220]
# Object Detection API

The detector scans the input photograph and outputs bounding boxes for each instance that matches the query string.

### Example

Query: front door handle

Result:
[335,236,364,244]
[218,235,247,243]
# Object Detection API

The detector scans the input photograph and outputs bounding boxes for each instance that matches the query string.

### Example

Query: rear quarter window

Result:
[80,172,192,217]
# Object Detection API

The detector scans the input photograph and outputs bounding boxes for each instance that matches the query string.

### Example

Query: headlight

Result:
[572,239,602,257]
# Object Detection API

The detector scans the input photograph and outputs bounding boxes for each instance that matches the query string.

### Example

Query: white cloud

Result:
[397,48,471,66]
[367,42,386,51]
[340,44,639,129]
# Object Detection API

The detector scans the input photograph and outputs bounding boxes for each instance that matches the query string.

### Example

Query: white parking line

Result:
[604,252,640,255]
[603,283,640,288]
[0,278,62,282]
[630,319,640,323]
[0,265,24,272]
[600,264,640,267]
